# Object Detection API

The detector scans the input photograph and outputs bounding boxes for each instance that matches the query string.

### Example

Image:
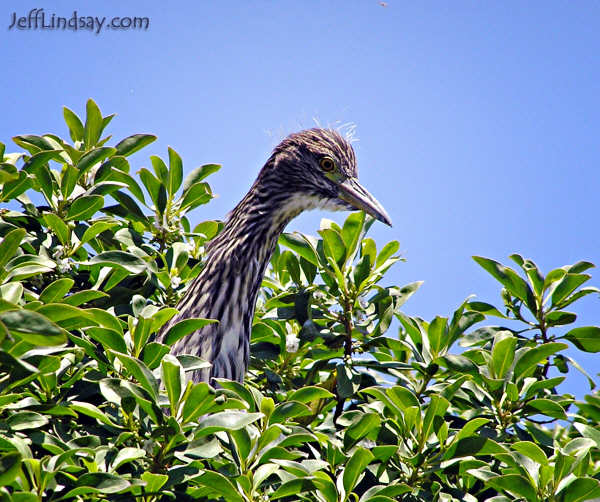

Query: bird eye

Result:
[319,157,336,172]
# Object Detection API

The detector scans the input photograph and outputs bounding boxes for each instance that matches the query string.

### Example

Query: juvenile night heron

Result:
[160,128,391,383]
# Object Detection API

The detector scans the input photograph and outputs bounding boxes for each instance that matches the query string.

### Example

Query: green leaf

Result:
[386,385,420,410]
[139,167,166,213]
[141,342,170,369]
[1,171,32,202]
[84,99,103,148]
[163,318,218,346]
[467,301,508,318]
[87,327,128,353]
[24,149,63,173]
[342,211,365,263]
[337,363,360,399]
[515,256,545,297]
[150,308,178,333]
[0,451,21,486]
[87,251,147,274]
[77,472,130,494]
[565,326,600,352]
[192,471,244,502]
[150,155,168,186]
[161,354,183,415]
[512,441,548,465]
[542,268,567,291]
[360,484,412,501]
[76,147,116,176]
[455,418,491,444]
[141,472,168,494]
[345,412,381,448]
[39,278,74,303]
[280,233,319,266]
[66,195,104,221]
[269,401,311,424]
[486,474,537,502]
[490,332,517,379]
[167,146,183,196]
[110,191,148,221]
[86,181,127,196]
[43,213,70,245]
[70,401,119,427]
[7,411,48,430]
[114,134,157,157]
[0,282,23,304]
[319,228,346,266]
[513,343,568,381]
[111,352,159,400]
[182,164,221,193]
[181,383,213,423]
[289,386,335,403]
[196,411,263,436]
[85,308,123,333]
[546,310,577,326]
[473,256,536,311]
[0,163,18,183]
[63,106,84,142]
[180,182,212,210]
[573,424,600,455]
[80,221,119,245]
[62,289,108,306]
[552,274,591,307]
[427,316,447,356]
[561,478,600,502]
[376,240,400,268]
[555,287,600,309]
[524,398,566,419]
[111,447,146,471]
[101,166,146,203]
[343,447,374,495]
[271,478,318,500]
[421,396,449,444]
[0,309,67,345]
[61,164,79,198]
[0,228,26,271]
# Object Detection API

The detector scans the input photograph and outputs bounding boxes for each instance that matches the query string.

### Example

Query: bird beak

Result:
[338,178,392,226]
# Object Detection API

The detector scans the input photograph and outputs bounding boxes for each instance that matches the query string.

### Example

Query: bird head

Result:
[265,128,392,226]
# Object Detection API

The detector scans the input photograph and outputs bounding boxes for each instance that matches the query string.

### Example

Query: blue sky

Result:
[2,1,599,393]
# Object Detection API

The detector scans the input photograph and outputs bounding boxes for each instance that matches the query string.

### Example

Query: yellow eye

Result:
[319,157,336,172]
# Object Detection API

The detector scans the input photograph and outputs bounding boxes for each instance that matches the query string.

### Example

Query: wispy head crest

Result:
[310,118,359,144]
[337,122,359,144]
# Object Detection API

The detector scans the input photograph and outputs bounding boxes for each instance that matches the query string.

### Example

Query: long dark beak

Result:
[338,177,392,226]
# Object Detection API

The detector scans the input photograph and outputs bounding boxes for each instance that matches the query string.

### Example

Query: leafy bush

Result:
[1,100,600,501]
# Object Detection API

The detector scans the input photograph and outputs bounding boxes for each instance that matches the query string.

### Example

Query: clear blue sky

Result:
[2,1,599,393]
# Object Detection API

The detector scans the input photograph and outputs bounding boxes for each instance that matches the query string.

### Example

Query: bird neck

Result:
[208,174,300,276]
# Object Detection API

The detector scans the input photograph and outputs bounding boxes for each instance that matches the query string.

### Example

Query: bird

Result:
[160,128,391,383]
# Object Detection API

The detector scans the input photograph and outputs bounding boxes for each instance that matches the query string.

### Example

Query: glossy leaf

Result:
[114,134,157,157]
[0,309,67,345]
[63,106,84,142]
[167,146,183,196]
[66,195,104,221]
[182,163,221,193]
[490,332,516,379]
[83,99,103,148]
[343,447,374,496]
[163,318,218,346]
[565,326,600,352]
[87,251,147,274]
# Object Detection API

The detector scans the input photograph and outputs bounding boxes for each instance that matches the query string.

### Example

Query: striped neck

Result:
[207,175,302,286]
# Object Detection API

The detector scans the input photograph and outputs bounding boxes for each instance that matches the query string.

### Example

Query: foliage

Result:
[0,100,600,501]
